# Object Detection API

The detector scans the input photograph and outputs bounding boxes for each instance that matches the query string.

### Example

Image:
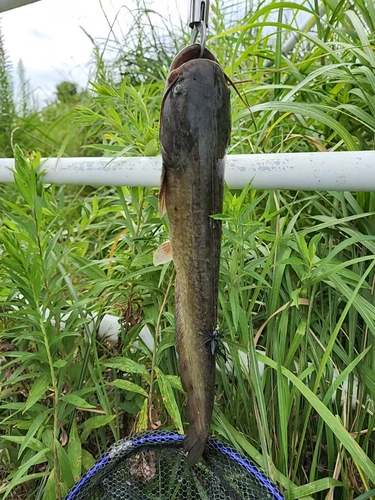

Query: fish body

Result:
[158,44,231,465]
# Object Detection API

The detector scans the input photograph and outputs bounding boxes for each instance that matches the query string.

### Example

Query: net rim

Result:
[65,431,285,500]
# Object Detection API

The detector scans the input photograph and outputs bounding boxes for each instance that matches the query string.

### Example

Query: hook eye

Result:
[190,21,206,57]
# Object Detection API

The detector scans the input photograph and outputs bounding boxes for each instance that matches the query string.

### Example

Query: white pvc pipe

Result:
[1,152,375,190]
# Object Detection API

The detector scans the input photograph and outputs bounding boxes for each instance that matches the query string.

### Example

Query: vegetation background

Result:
[0,0,374,499]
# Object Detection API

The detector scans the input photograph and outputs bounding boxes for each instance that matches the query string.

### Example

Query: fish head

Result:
[166,44,218,86]
[160,44,231,162]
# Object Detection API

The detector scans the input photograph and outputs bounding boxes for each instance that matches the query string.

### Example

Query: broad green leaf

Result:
[68,420,82,482]
[62,394,96,409]
[56,440,75,489]
[23,375,50,413]
[109,379,148,398]
[355,490,375,500]
[102,358,150,379]
[18,410,49,458]
[82,449,96,471]
[155,367,183,434]
[247,102,358,150]
[42,470,56,500]
[54,359,67,368]
[80,415,116,432]
[0,435,45,453]
[165,375,184,392]
[136,397,149,433]
[144,139,158,156]
[290,478,343,499]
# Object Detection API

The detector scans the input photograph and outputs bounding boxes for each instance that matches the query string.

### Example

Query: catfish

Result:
[155,44,231,465]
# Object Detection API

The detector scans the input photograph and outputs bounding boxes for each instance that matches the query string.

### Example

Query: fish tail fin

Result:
[183,422,210,466]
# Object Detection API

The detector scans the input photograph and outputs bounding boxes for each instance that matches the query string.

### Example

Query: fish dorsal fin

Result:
[153,241,173,266]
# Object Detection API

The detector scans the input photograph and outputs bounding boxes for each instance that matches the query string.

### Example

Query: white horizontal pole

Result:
[1,152,375,190]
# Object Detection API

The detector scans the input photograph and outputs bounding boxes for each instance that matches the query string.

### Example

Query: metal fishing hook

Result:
[189,0,209,56]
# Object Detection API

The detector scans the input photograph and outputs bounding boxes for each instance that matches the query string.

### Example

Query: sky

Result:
[1,0,185,102]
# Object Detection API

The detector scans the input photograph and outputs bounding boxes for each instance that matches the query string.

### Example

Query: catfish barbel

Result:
[154,44,231,465]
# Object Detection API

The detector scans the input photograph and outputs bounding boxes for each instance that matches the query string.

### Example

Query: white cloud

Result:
[1,0,185,102]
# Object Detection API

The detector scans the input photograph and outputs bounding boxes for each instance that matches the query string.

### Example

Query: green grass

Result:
[0,1,375,499]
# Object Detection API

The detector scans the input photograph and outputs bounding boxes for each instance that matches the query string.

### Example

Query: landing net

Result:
[66,430,285,500]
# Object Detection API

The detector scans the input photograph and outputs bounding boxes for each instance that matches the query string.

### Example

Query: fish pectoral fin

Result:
[153,241,173,266]
[158,163,167,217]
[158,185,167,217]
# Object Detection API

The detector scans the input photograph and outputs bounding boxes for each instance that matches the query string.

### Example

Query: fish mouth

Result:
[162,44,221,112]
[169,44,218,71]
[166,44,219,87]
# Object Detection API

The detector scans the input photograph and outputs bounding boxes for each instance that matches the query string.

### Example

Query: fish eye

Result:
[173,81,183,95]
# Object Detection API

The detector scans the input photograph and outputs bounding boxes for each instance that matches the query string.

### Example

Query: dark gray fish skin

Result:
[159,44,231,466]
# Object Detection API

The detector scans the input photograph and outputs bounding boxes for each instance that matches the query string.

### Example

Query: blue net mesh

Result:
[65,431,285,500]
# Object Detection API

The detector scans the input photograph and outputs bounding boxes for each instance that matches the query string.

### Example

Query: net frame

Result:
[65,431,285,500]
